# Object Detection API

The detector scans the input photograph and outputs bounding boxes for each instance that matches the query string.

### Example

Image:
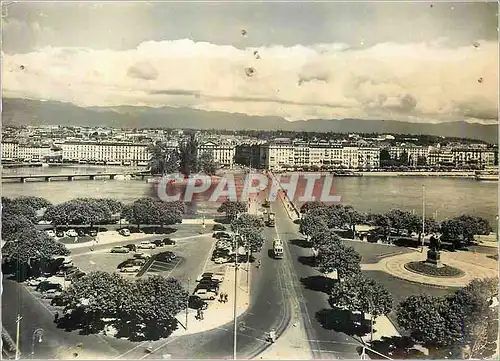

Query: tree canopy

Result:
[122,198,182,227]
[316,242,362,278]
[299,214,328,239]
[217,201,247,221]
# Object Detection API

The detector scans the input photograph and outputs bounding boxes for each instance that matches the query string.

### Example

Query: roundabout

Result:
[361,247,498,288]
[404,261,465,278]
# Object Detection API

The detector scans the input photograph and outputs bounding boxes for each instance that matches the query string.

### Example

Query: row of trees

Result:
[59,271,187,341]
[148,132,217,176]
[299,201,492,249]
[397,278,498,358]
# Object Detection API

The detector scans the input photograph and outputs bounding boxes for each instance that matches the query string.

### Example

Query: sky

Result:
[1,1,499,124]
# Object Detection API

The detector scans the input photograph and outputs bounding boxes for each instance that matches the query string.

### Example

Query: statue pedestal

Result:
[425,249,443,268]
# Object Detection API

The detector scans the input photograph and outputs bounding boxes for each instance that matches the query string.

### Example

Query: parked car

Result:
[199,278,221,288]
[134,252,151,259]
[26,277,48,287]
[214,257,229,264]
[212,224,226,232]
[45,230,56,238]
[152,239,164,247]
[66,229,78,237]
[120,265,141,273]
[51,295,66,306]
[162,238,176,245]
[124,244,137,252]
[155,251,176,263]
[188,295,208,310]
[36,282,63,292]
[110,246,130,253]
[137,241,156,249]
[41,290,63,299]
[119,228,131,236]
[56,230,65,238]
[89,229,98,237]
[56,266,78,277]
[76,229,85,237]
[196,272,225,283]
[66,270,86,281]
[193,289,217,301]
[196,282,219,294]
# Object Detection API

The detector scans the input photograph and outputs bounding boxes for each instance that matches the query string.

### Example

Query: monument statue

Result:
[426,235,443,268]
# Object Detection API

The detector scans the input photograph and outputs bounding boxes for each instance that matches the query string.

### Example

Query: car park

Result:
[56,266,78,277]
[45,229,56,238]
[119,228,131,236]
[156,251,176,263]
[124,244,137,252]
[137,241,156,249]
[162,238,176,245]
[193,289,217,301]
[26,277,48,287]
[66,229,78,237]
[196,282,219,294]
[51,295,66,306]
[110,246,130,253]
[134,252,151,259]
[66,270,86,281]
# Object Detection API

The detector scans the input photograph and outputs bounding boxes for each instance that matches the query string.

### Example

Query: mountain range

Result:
[2,97,498,144]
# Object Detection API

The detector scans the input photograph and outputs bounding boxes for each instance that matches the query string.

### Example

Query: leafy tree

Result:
[11,196,51,211]
[316,242,362,279]
[123,275,188,340]
[148,142,180,175]
[300,214,328,240]
[344,206,367,234]
[122,198,182,229]
[417,156,427,166]
[3,228,70,264]
[451,278,499,358]
[217,201,247,221]
[239,227,266,254]
[329,274,393,324]
[367,213,392,241]
[440,215,491,249]
[300,201,326,215]
[198,151,217,175]
[397,294,462,349]
[1,213,35,242]
[179,132,199,176]
[398,151,409,166]
[310,229,342,250]
[231,213,265,231]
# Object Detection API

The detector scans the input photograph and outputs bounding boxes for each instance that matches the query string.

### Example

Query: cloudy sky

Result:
[2,1,498,124]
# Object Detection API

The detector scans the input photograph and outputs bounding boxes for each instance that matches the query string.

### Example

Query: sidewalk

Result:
[172,263,251,337]
[255,320,312,360]
[360,314,400,344]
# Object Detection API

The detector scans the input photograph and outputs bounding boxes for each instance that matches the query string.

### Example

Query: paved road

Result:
[1,279,134,359]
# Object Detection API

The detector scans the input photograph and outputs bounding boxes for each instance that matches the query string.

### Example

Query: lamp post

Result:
[233,230,239,360]
[186,278,190,330]
[15,314,22,360]
[31,328,44,359]
[421,185,426,252]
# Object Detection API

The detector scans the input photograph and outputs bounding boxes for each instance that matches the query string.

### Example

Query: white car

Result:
[196,272,225,283]
[66,229,78,237]
[119,228,131,236]
[26,277,47,287]
[137,241,156,249]
[214,257,228,264]
[45,230,56,238]
[120,265,141,273]
[193,289,217,301]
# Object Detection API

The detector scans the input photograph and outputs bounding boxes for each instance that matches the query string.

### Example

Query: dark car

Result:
[66,270,85,281]
[196,281,219,294]
[212,224,226,232]
[51,295,66,307]
[56,230,65,238]
[156,251,176,263]
[200,276,222,284]
[153,239,164,247]
[56,266,78,277]
[124,244,137,252]
[89,229,98,237]
[36,282,63,292]
[188,295,208,310]
[162,238,176,245]
[77,229,86,237]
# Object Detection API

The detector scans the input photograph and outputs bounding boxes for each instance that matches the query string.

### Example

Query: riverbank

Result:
[360,171,475,178]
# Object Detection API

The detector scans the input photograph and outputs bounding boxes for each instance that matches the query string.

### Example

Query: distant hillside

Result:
[2,97,498,144]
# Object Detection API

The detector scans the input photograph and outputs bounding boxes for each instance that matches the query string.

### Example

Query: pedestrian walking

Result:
[269,329,276,343]
[54,311,60,323]
[196,309,201,320]
[224,293,228,303]
[219,292,224,303]
[199,309,204,320]
[257,260,262,268]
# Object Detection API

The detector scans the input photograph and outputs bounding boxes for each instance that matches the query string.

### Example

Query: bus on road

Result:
[273,239,283,259]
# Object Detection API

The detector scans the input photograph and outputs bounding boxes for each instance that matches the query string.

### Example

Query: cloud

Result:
[127,61,159,80]
[2,39,498,123]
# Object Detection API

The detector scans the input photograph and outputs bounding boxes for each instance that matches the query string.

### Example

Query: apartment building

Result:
[267,138,295,170]
[389,146,429,166]
[427,149,455,167]
[358,147,381,169]
[59,141,150,165]
[1,142,53,161]
[1,142,19,160]
[198,141,236,168]
[452,148,496,168]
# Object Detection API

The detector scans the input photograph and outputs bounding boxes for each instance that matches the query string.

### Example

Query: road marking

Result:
[114,341,150,359]
[164,259,182,278]
[139,337,178,359]
[201,237,217,273]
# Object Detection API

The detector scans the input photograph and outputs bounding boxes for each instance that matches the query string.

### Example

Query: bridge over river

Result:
[1,171,151,183]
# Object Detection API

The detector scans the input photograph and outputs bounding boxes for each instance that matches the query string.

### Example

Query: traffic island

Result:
[404,261,464,278]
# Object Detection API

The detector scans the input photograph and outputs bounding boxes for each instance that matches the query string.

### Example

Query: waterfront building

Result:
[198,141,236,168]
[358,147,381,169]
[389,146,429,166]
[1,142,19,160]
[58,141,150,166]
[452,148,496,168]
[427,149,455,167]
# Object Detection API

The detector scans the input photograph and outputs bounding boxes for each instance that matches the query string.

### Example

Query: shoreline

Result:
[360,171,476,178]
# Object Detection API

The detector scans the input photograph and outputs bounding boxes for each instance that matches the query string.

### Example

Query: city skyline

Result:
[2,1,498,125]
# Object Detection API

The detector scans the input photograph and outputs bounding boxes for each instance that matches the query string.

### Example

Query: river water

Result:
[2,166,498,229]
